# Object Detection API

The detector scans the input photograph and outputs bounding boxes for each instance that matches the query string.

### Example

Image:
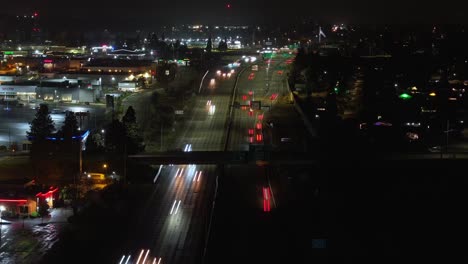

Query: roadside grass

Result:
[0,155,34,180]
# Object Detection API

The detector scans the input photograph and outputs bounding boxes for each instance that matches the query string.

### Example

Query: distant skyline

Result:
[2,0,468,31]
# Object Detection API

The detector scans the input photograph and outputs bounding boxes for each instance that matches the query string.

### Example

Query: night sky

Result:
[2,0,468,29]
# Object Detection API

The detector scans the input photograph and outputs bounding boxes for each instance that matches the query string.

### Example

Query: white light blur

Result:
[142,249,150,264]
[178,168,185,177]
[135,249,145,264]
[67,106,88,113]
[119,255,126,264]
[124,255,131,264]
[174,200,181,215]
[170,200,177,215]
[209,105,216,115]
[197,171,202,182]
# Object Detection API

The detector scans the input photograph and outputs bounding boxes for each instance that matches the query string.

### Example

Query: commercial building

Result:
[36,79,97,103]
[0,82,36,102]
[81,58,155,75]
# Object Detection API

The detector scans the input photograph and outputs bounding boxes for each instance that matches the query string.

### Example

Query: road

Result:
[206,53,315,263]
[114,61,243,264]
[0,208,73,263]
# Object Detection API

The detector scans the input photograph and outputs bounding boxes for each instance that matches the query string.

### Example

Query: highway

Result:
[115,61,243,264]
[206,53,311,263]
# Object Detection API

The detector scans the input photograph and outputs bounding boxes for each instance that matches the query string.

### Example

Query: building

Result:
[118,81,140,92]
[14,12,43,44]
[0,82,36,102]
[108,49,146,59]
[36,79,97,103]
[0,179,38,218]
[81,58,155,75]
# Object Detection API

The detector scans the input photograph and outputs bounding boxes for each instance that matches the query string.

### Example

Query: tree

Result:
[104,119,126,154]
[122,106,136,124]
[122,106,145,154]
[206,36,212,53]
[218,38,228,51]
[27,104,55,142]
[61,111,79,141]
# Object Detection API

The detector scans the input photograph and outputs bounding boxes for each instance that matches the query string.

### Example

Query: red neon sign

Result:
[36,187,59,198]
[0,199,28,203]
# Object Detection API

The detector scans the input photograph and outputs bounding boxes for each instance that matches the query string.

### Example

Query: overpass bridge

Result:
[129,150,320,165]
[128,150,468,166]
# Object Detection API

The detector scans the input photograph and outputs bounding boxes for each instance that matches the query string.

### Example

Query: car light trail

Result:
[209,105,216,115]
[256,134,263,142]
[170,200,177,215]
[124,255,131,264]
[184,144,192,152]
[135,249,145,264]
[119,255,126,264]
[192,171,202,182]
[193,171,199,182]
[174,200,182,215]
[153,165,163,183]
[153,257,162,264]
[178,168,184,177]
[169,199,182,215]
[263,187,271,212]
[141,249,150,264]
[175,168,180,177]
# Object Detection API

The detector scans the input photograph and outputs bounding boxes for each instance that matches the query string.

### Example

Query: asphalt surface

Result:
[0,208,73,263]
[114,61,243,264]
[0,102,106,147]
[206,55,314,263]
